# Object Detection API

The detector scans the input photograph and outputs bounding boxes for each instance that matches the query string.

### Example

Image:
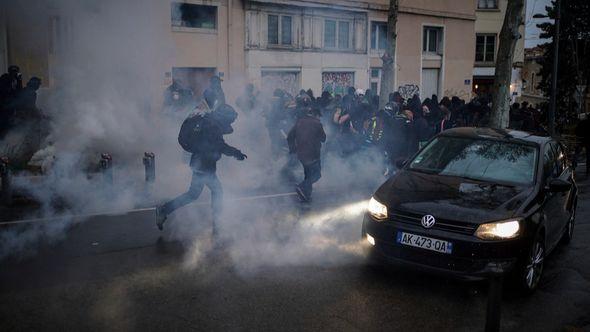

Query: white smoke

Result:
[0,0,387,267]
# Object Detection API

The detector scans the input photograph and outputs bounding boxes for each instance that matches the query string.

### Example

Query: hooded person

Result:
[263,89,291,158]
[163,79,194,114]
[427,94,442,126]
[0,65,23,136]
[156,104,247,235]
[287,107,326,202]
[341,87,356,114]
[16,77,42,113]
[0,65,23,103]
[202,75,226,110]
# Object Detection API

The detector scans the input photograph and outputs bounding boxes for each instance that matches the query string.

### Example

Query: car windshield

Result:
[408,136,538,186]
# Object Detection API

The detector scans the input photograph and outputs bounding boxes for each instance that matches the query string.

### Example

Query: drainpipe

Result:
[227,0,232,81]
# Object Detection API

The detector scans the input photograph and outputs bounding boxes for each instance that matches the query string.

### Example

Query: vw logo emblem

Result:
[421,215,436,229]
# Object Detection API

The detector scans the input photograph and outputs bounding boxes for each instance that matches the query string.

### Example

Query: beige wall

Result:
[3,2,52,86]
[475,0,525,66]
[159,0,246,85]
[394,12,475,99]
[368,0,475,99]
[3,0,480,104]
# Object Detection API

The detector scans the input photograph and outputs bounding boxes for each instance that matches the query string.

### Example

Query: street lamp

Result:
[532,0,560,136]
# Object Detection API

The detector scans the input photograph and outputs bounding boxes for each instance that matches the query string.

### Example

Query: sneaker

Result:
[156,206,167,231]
[295,186,309,202]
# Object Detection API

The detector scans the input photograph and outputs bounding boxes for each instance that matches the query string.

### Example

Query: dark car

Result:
[362,128,578,292]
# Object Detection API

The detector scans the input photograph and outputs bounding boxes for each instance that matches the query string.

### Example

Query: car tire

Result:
[562,199,577,245]
[516,232,545,294]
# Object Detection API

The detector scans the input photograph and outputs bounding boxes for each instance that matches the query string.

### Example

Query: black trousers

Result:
[298,160,321,198]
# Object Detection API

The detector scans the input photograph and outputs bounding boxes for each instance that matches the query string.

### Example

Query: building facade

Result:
[2,0,483,107]
[241,0,476,100]
[473,0,526,100]
[519,46,547,106]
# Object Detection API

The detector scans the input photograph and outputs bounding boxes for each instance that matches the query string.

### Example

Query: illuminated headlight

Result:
[475,220,521,240]
[366,234,376,246]
[368,197,388,221]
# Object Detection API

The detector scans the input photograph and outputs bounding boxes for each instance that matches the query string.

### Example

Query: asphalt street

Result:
[0,175,589,331]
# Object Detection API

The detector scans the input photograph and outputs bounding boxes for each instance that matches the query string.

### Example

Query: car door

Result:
[541,141,569,250]
[553,143,574,236]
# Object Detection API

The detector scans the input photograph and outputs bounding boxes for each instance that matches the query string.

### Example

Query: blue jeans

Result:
[298,160,321,199]
[160,170,223,219]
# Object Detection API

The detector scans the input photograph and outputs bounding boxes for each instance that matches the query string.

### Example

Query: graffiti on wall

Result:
[322,72,355,96]
[261,71,300,96]
[398,84,420,100]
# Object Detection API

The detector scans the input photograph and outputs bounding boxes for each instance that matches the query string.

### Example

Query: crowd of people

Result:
[233,83,547,174]
[157,76,552,233]
[0,65,43,140]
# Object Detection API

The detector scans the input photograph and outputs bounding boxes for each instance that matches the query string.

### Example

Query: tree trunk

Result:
[490,0,525,129]
[378,0,399,110]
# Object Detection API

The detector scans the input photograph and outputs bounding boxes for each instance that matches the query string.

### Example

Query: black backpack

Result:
[178,113,205,153]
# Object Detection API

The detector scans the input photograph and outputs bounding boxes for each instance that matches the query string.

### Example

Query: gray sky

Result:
[526,0,552,48]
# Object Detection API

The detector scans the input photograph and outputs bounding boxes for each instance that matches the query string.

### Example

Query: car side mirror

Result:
[395,158,408,169]
[547,178,571,193]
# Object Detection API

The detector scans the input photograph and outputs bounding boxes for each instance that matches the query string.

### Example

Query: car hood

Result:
[375,170,534,224]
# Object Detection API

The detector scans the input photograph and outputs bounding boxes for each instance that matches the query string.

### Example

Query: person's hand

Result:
[235,152,247,161]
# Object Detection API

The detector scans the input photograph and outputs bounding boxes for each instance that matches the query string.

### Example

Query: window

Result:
[171,3,217,29]
[476,34,496,62]
[268,15,279,44]
[324,20,336,48]
[338,21,350,49]
[371,69,380,78]
[268,15,292,46]
[543,143,559,179]
[478,0,498,9]
[371,22,388,50]
[281,16,292,45]
[422,27,443,54]
[369,68,382,93]
[324,19,351,50]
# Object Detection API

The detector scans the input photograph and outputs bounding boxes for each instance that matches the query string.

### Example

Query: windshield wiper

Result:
[407,168,439,175]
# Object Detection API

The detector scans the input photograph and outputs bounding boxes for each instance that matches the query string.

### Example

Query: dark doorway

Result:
[172,67,216,100]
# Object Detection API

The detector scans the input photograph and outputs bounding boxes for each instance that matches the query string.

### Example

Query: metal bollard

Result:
[485,274,504,332]
[99,153,113,184]
[143,152,156,183]
[0,157,12,205]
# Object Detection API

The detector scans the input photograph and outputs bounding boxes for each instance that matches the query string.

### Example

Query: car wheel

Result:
[519,233,545,293]
[562,199,577,245]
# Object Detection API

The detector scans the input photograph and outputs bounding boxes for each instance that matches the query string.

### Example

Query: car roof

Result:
[439,127,552,146]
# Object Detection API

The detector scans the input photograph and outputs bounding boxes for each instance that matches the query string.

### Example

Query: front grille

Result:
[389,209,477,235]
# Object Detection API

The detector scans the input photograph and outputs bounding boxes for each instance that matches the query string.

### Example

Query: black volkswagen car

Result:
[362,128,578,292]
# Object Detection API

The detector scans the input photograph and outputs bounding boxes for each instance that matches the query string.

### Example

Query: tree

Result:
[490,0,525,129]
[537,0,590,123]
[378,0,399,110]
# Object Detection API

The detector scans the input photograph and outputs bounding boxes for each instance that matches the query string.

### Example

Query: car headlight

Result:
[368,197,388,221]
[475,220,521,240]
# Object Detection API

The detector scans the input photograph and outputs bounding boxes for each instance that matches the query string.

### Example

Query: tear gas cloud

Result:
[0,0,386,267]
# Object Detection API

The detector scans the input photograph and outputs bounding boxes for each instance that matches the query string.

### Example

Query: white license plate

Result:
[396,232,453,254]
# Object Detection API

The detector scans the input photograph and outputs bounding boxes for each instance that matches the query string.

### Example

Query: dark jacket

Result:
[287,115,326,165]
[576,119,590,146]
[189,116,241,173]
